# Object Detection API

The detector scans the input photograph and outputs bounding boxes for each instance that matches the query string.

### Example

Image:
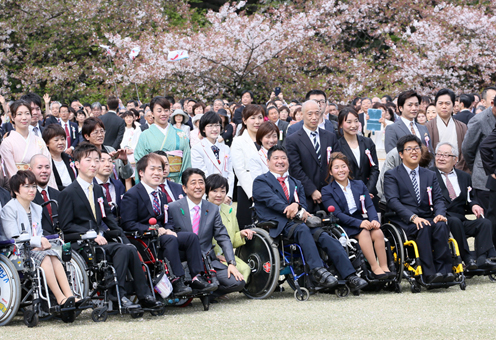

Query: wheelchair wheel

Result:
[23,308,39,328]
[294,287,310,302]
[235,228,280,299]
[0,254,21,326]
[335,285,350,298]
[91,307,108,322]
[67,251,89,299]
[150,306,166,316]
[381,223,405,283]
[488,274,496,282]
[130,311,144,319]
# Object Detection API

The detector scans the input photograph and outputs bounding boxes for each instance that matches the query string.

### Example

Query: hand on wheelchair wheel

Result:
[240,229,256,240]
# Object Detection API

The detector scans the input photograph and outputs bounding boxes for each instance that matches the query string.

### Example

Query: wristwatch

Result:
[228,260,236,266]
[410,214,418,223]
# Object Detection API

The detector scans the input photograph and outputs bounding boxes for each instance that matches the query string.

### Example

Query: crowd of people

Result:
[0,85,496,314]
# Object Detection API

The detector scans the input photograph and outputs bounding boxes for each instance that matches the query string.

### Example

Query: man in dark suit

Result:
[94,151,126,219]
[287,90,338,136]
[253,145,367,291]
[140,109,154,132]
[121,154,215,295]
[480,125,496,249]
[30,155,60,235]
[384,90,432,154]
[453,94,475,125]
[285,100,340,213]
[433,142,496,270]
[0,186,11,207]
[58,143,162,310]
[166,168,245,298]
[267,105,289,144]
[153,151,185,202]
[384,135,453,283]
[57,104,80,156]
[233,90,253,125]
[99,96,125,149]
[1,121,14,138]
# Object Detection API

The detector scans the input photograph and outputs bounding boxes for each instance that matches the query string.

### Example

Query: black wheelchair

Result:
[381,213,466,293]
[125,226,219,312]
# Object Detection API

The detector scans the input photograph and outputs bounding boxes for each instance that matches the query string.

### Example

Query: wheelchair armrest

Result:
[104,230,122,239]
[44,234,60,240]
[0,239,15,247]
[383,211,397,218]
[64,233,84,242]
[256,221,278,230]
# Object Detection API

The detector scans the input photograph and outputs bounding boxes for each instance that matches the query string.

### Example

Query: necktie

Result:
[444,172,457,200]
[33,126,39,137]
[410,170,420,204]
[192,206,201,235]
[101,183,112,203]
[211,145,221,164]
[65,123,71,148]
[159,184,173,203]
[310,131,321,161]
[277,176,290,201]
[151,191,160,215]
[41,189,53,222]
[88,184,97,220]
[410,122,416,136]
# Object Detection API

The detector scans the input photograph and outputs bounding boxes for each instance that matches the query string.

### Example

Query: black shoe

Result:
[172,277,193,296]
[386,271,397,279]
[347,275,368,291]
[465,258,478,271]
[478,259,496,270]
[121,296,140,309]
[60,296,76,309]
[370,271,388,280]
[443,273,455,282]
[191,275,218,292]
[425,273,444,284]
[139,295,163,309]
[311,267,338,289]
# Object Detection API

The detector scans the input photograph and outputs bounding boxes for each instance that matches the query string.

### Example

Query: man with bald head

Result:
[285,100,340,213]
[30,154,61,235]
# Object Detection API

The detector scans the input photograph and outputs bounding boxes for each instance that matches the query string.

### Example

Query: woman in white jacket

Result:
[248,121,280,180]
[231,104,265,228]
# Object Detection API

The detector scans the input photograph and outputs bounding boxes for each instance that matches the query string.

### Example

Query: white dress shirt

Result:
[186,197,202,226]
[438,169,461,197]
[400,116,420,138]
[95,177,116,203]
[403,164,420,190]
[270,171,290,199]
[37,186,49,199]
[302,125,319,146]
[337,180,357,214]
[53,159,72,187]
[142,181,161,208]
[351,145,361,167]
[76,177,93,201]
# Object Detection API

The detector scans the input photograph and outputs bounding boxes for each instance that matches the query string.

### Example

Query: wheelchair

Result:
[125,225,218,312]
[381,213,466,293]
[236,206,382,301]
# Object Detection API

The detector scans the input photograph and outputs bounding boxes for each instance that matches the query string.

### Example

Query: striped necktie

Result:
[310,131,321,161]
[410,170,420,204]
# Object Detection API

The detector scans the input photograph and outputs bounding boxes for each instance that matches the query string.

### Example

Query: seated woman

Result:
[0,170,82,307]
[42,124,77,191]
[206,174,254,281]
[321,152,392,280]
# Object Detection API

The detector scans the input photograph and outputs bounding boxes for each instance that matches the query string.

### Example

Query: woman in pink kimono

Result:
[0,100,56,188]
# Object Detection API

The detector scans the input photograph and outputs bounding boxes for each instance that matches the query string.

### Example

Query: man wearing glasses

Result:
[384,135,453,284]
[432,142,496,270]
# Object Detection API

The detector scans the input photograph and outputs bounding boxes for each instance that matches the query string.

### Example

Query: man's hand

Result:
[371,220,381,229]
[492,174,496,180]
[412,217,430,230]
[311,190,322,204]
[283,202,299,219]
[301,211,310,222]
[360,220,372,230]
[269,92,276,101]
[278,93,284,101]
[217,254,226,262]
[433,215,447,223]
[227,264,244,281]
[109,149,128,163]
[161,228,177,237]
[43,94,51,105]
[240,229,256,240]
[95,235,108,245]
[65,148,74,156]
[41,237,51,250]
[472,205,484,218]
[157,227,167,236]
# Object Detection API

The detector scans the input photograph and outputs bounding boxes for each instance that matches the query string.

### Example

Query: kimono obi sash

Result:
[166,150,183,173]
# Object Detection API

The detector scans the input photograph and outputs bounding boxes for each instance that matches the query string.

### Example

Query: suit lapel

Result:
[358,137,366,170]
[434,168,451,202]
[199,201,207,237]
[288,177,296,203]
[340,138,357,168]
[299,130,319,164]
[418,167,428,202]
[350,181,362,213]
[137,183,156,217]
[35,191,52,223]
[331,181,349,214]
[398,119,411,136]
[398,165,418,203]
[180,198,192,232]
[75,182,97,222]
[267,173,288,202]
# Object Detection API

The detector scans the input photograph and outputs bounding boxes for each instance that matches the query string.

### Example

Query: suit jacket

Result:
[358,112,365,135]
[321,180,378,231]
[384,166,446,225]
[53,152,77,191]
[100,111,126,150]
[140,121,150,132]
[453,109,474,126]
[253,172,306,238]
[44,115,59,126]
[165,179,185,200]
[425,118,469,173]
[93,177,126,212]
[285,127,340,212]
[287,119,337,137]
[479,126,496,191]
[59,120,80,149]
[58,179,127,242]
[233,106,244,125]
[231,130,260,198]
[120,182,168,234]
[0,122,14,137]
[338,135,379,194]
[220,123,234,147]
[0,199,44,247]
[462,107,496,191]
[166,197,234,262]
[33,187,60,235]
[0,186,11,207]
[384,118,431,154]
[431,167,476,221]
[276,120,289,143]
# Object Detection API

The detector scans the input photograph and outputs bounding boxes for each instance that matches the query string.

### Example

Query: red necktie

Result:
[64,123,71,148]
[101,183,112,203]
[277,177,289,201]
[41,190,53,222]
[159,184,173,203]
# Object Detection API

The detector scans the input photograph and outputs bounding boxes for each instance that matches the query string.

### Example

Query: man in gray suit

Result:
[462,95,496,212]
[166,168,245,298]
[384,89,432,154]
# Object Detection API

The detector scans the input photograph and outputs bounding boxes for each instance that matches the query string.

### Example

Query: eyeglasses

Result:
[90,129,105,136]
[314,100,326,105]
[435,153,456,159]
[205,124,221,129]
[404,146,421,153]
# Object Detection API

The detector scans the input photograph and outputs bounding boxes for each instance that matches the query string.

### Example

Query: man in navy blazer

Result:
[94,151,126,219]
[120,154,215,295]
[153,151,185,202]
[58,104,80,155]
[253,145,367,291]
[285,100,340,213]
[384,90,432,154]
[384,135,453,283]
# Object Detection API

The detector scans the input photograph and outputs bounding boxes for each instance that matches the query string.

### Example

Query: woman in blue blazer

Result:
[322,152,391,280]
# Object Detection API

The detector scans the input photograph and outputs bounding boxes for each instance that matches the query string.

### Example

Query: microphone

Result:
[149,218,157,226]
[327,206,335,213]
